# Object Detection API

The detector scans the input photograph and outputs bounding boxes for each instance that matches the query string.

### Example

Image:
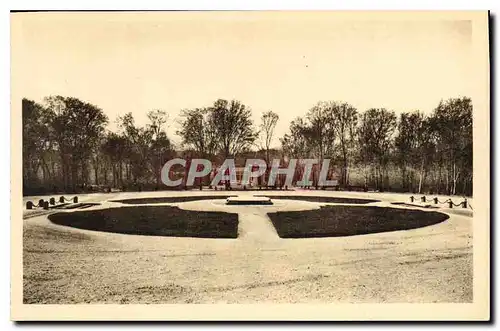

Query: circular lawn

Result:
[48,206,239,238]
[267,205,449,238]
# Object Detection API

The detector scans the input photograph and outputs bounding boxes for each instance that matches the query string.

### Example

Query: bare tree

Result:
[357,108,396,191]
[259,110,279,164]
[304,102,336,162]
[395,111,424,192]
[430,97,472,195]
[147,109,169,139]
[22,94,473,196]
[331,102,358,187]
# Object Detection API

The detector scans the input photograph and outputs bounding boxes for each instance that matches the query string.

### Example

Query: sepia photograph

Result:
[10,10,490,321]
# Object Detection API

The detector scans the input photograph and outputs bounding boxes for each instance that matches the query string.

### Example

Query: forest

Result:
[22,96,472,196]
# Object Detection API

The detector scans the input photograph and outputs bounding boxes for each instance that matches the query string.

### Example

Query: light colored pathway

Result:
[236,211,279,243]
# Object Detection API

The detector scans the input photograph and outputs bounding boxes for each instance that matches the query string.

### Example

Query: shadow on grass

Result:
[48,206,238,238]
[111,196,237,204]
[256,195,379,204]
[267,205,449,238]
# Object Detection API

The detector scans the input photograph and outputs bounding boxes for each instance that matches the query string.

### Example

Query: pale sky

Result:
[12,12,473,148]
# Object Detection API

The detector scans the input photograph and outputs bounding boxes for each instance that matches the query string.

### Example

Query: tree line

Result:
[22,96,174,194]
[22,96,472,196]
[280,97,472,195]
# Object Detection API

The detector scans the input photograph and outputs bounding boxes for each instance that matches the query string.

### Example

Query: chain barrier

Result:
[409,195,471,209]
[26,196,78,210]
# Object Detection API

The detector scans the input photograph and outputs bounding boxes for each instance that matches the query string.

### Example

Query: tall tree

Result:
[259,110,279,164]
[118,113,153,184]
[146,110,173,187]
[331,102,358,187]
[430,97,472,195]
[209,99,257,158]
[101,132,128,187]
[147,109,169,139]
[395,111,424,191]
[22,98,53,190]
[357,108,396,191]
[303,102,336,162]
[280,118,311,158]
[279,103,337,187]
[45,96,108,191]
[177,108,218,158]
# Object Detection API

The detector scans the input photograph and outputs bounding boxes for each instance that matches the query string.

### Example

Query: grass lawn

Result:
[48,206,239,238]
[111,196,237,204]
[267,205,449,238]
[256,195,379,204]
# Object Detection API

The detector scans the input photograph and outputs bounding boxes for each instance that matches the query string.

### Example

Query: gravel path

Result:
[22,190,473,303]
[236,212,279,243]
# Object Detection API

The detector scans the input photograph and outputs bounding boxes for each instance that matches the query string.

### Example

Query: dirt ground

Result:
[22,190,473,303]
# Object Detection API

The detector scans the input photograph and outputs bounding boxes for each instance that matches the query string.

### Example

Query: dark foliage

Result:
[48,206,239,238]
[267,205,449,238]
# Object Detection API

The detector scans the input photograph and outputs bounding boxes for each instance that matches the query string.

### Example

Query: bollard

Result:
[49,197,55,205]
[421,196,426,203]
[462,199,468,208]
[73,196,78,203]
[433,197,438,204]
[410,196,415,203]
[448,200,453,208]
[43,201,49,210]
[59,196,65,203]
[26,201,33,210]
[38,199,45,207]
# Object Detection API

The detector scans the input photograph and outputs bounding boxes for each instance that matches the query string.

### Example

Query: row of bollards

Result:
[26,196,78,210]
[409,196,468,208]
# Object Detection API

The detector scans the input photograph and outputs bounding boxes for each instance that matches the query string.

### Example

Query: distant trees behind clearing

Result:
[22,96,472,196]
